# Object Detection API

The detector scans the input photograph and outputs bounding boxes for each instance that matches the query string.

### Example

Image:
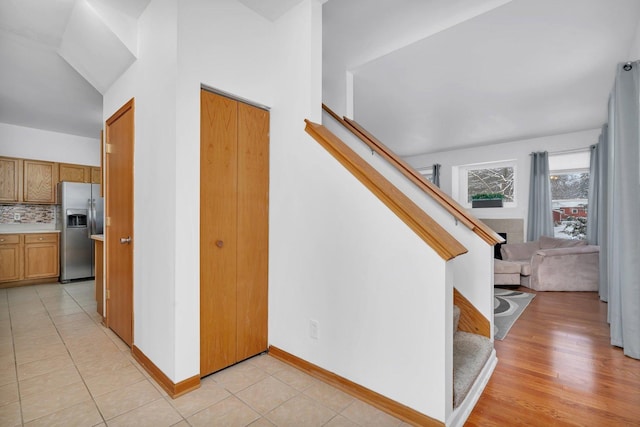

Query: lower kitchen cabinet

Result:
[0,234,23,282]
[0,233,59,286]
[24,234,59,279]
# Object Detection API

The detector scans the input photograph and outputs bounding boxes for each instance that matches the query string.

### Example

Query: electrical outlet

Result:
[309,320,319,340]
[13,213,21,221]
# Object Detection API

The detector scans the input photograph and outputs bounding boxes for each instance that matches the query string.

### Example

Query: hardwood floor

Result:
[467,288,640,426]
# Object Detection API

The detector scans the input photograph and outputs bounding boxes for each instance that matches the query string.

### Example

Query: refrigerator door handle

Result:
[87,199,93,237]
[91,199,97,236]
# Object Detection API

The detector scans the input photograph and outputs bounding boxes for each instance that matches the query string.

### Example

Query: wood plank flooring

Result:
[467,288,640,427]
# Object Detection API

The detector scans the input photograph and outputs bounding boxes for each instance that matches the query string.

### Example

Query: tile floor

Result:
[0,281,407,426]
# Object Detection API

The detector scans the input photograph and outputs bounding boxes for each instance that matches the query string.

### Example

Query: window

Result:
[549,151,590,239]
[417,167,433,183]
[454,160,517,208]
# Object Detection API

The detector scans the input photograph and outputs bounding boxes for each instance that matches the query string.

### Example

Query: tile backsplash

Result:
[0,204,56,224]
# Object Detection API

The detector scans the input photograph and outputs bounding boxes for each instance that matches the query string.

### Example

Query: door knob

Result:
[216,240,224,248]
[120,236,132,244]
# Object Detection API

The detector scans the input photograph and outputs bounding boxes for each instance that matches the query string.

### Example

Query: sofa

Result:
[500,236,599,291]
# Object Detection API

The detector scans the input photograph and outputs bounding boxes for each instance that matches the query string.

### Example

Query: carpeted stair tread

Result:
[453,305,461,333]
[453,331,493,408]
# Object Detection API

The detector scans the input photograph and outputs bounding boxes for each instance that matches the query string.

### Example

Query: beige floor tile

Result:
[24,399,103,427]
[94,378,162,420]
[107,398,183,427]
[170,421,191,427]
[0,360,17,386]
[19,364,81,397]
[0,400,21,427]
[14,332,63,351]
[74,352,132,379]
[84,363,145,397]
[323,414,360,427]
[187,396,260,427]
[168,379,230,418]
[0,341,13,359]
[46,305,85,317]
[0,381,19,406]
[11,323,58,340]
[265,394,336,427]
[248,417,276,426]
[51,311,93,326]
[340,401,402,427]
[20,380,92,423]
[211,361,269,393]
[17,353,75,381]
[236,376,298,414]
[303,381,354,412]
[248,354,289,375]
[272,365,318,391]
[14,341,68,365]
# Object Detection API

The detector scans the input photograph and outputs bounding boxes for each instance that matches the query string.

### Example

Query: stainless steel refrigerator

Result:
[57,182,104,282]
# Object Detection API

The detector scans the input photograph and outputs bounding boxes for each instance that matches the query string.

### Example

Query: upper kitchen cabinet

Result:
[91,167,101,184]
[23,160,57,204]
[59,163,91,183]
[0,157,23,203]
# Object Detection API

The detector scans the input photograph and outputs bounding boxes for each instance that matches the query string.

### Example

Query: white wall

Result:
[406,128,600,239]
[323,110,493,331]
[0,122,100,165]
[103,0,179,380]
[174,0,277,382]
[629,15,640,59]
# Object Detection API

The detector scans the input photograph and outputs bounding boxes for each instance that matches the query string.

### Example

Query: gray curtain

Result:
[602,61,640,359]
[527,151,553,241]
[432,164,441,187]
[586,142,600,245]
[595,125,609,302]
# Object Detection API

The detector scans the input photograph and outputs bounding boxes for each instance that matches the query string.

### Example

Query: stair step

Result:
[453,305,461,333]
[453,331,493,408]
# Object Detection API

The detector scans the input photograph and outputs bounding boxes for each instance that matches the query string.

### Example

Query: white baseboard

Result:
[446,350,498,427]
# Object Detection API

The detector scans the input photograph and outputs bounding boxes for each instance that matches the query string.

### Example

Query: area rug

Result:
[494,288,535,340]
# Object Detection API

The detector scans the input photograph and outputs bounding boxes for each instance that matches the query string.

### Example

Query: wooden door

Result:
[201,91,239,375]
[236,102,269,361]
[105,99,135,347]
[200,90,269,376]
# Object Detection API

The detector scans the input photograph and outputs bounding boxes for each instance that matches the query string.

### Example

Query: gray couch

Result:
[500,236,599,291]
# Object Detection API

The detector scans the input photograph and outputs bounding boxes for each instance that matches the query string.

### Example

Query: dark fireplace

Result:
[494,232,507,259]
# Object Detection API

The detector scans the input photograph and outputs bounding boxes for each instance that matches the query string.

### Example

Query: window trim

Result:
[453,160,517,209]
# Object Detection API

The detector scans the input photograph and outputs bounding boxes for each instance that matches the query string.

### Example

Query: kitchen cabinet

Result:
[200,90,269,376]
[0,233,59,285]
[24,160,57,204]
[91,167,101,184]
[59,163,91,183]
[24,233,59,280]
[0,157,23,203]
[0,234,23,282]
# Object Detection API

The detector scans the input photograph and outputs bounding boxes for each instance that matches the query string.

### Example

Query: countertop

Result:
[0,229,60,235]
[91,234,104,241]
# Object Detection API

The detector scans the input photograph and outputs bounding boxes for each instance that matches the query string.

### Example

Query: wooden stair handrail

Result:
[305,119,467,261]
[322,104,504,246]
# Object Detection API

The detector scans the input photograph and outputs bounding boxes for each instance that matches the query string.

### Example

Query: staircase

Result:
[452,305,493,408]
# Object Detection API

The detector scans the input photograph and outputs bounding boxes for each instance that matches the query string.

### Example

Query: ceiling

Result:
[0,0,150,139]
[1,0,638,153]
[324,0,640,156]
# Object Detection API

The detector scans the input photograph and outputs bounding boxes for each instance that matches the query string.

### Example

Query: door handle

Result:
[216,240,224,248]
[120,236,132,244]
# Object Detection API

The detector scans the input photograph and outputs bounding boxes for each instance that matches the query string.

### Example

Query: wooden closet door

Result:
[200,91,239,376]
[236,102,269,361]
